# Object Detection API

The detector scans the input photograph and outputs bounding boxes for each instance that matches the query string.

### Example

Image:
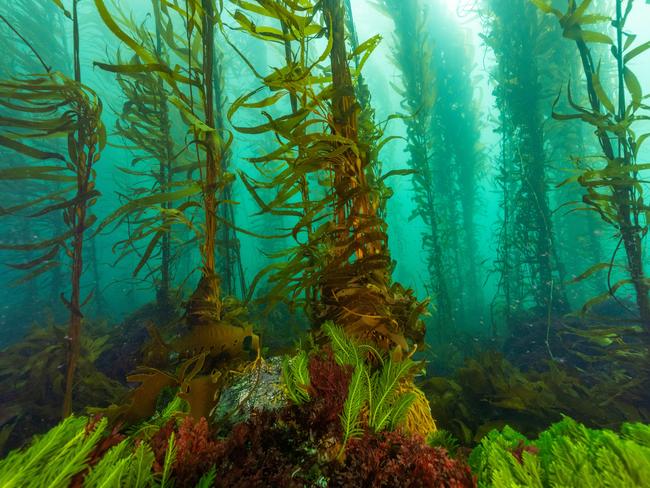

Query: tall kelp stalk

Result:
[432,7,484,324]
[0,0,106,418]
[380,0,485,333]
[537,0,608,306]
[377,0,452,335]
[482,0,568,333]
[95,0,234,327]
[0,1,72,327]
[229,0,427,353]
[425,0,484,327]
[534,0,650,330]
[93,1,266,427]
[95,2,189,315]
[213,45,247,299]
[342,0,388,219]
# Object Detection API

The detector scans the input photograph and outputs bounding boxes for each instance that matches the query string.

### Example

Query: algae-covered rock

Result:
[212,356,288,427]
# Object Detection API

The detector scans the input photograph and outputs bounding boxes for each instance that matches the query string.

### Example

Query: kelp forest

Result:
[0,0,649,486]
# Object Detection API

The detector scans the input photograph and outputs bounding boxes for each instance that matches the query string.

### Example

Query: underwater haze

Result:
[1,0,650,486]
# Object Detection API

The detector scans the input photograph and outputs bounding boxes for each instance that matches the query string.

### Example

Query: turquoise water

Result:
[0,0,649,479]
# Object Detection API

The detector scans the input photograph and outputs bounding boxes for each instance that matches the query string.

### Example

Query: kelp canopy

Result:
[0,0,650,486]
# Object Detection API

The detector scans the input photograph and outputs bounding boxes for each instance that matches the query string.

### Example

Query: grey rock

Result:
[211,356,289,426]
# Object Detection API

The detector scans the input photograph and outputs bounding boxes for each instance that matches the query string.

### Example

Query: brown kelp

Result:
[95,2,191,314]
[377,0,452,335]
[1,0,650,485]
[343,0,389,221]
[0,0,106,418]
[0,1,71,330]
[536,0,609,306]
[482,0,569,332]
[229,0,428,352]
[533,0,650,332]
[95,0,233,328]
[425,1,484,326]
[92,0,261,427]
[423,350,649,444]
[211,35,247,300]
[380,0,486,333]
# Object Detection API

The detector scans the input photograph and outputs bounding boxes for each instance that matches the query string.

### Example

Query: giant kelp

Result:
[377,0,452,336]
[0,0,106,417]
[0,1,71,332]
[427,2,484,326]
[537,0,609,306]
[94,0,232,328]
[1,0,650,484]
[482,0,569,332]
[533,0,650,333]
[87,0,266,429]
[229,0,428,352]
[379,0,485,335]
[96,2,190,314]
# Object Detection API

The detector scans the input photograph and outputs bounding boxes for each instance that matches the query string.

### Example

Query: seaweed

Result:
[423,350,649,445]
[229,0,428,352]
[326,429,476,488]
[0,323,126,455]
[0,416,108,487]
[282,322,436,453]
[533,0,650,332]
[281,349,311,405]
[2,3,650,487]
[379,0,486,333]
[95,0,236,329]
[0,2,106,417]
[469,417,650,487]
[377,0,453,336]
[482,0,569,333]
[91,0,266,429]
[95,3,188,313]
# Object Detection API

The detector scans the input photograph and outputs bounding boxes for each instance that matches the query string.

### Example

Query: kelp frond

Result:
[230,0,428,352]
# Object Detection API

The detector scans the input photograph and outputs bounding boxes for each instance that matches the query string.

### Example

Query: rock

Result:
[211,356,289,427]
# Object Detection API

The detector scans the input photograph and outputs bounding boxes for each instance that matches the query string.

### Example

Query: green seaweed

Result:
[281,349,311,405]
[469,417,650,487]
[0,416,106,487]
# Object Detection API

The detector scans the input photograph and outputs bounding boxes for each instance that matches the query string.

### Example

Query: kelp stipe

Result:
[534,0,650,332]
[377,0,453,336]
[95,0,237,328]
[380,0,487,335]
[0,0,106,418]
[230,0,428,352]
[482,0,568,334]
[92,0,262,429]
[95,1,187,315]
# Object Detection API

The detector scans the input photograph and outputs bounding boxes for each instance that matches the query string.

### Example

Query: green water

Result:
[0,1,649,485]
